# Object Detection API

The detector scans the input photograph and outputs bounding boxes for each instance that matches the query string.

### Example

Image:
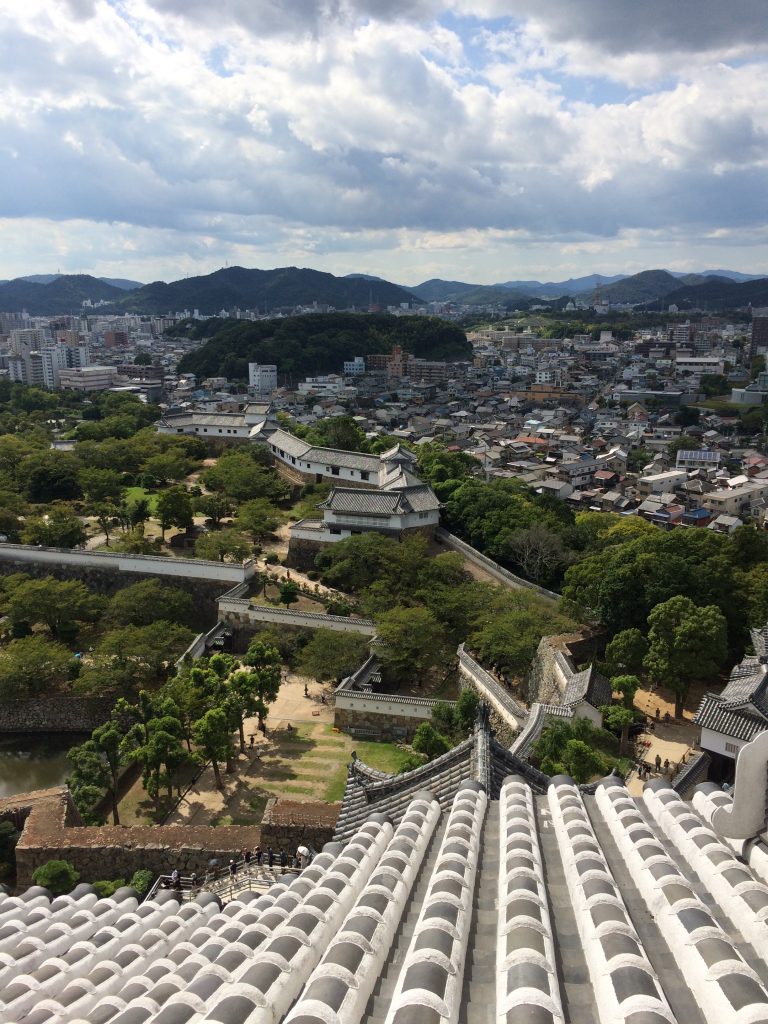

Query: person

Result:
[664,711,671,724]
[229,859,237,879]
[249,735,255,750]
[320,692,326,705]
[171,868,181,891]
[243,849,251,871]
[304,683,309,697]
[655,707,660,721]
[280,849,287,870]
[286,722,293,732]
[654,753,662,771]
[267,848,274,869]
[255,846,263,866]
[663,758,669,771]
[189,872,198,891]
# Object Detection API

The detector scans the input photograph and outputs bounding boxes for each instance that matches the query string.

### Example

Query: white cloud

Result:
[0,0,767,283]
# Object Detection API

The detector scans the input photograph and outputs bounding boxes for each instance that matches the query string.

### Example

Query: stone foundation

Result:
[3,786,341,890]
[259,799,339,853]
[333,706,427,741]
[0,696,114,733]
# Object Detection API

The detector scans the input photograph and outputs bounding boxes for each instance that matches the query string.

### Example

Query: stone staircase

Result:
[362,819,447,1023]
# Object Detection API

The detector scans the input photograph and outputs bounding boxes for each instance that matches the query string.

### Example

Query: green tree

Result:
[644,595,728,717]
[21,504,87,548]
[278,579,300,607]
[79,468,124,504]
[241,638,282,729]
[141,451,189,485]
[376,606,448,684]
[31,859,80,895]
[601,704,636,750]
[611,674,640,710]
[194,492,234,528]
[6,577,103,641]
[193,707,234,790]
[105,579,194,629]
[194,529,251,563]
[79,622,194,695]
[454,688,480,733]
[297,629,370,682]
[412,722,450,761]
[202,451,289,502]
[236,498,281,541]
[603,629,648,677]
[67,722,124,825]
[155,486,193,540]
[0,635,73,699]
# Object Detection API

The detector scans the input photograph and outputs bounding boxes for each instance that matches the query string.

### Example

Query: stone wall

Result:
[285,535,326,571]
[259,798,339,852]
[526,631,597,705]
[333,705,428,741]
[0,696,114,733]
[218,599,376,635]
[4,786,340,890]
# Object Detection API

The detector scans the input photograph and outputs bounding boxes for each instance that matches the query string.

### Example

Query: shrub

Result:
[129,869,154,895]
[31,859,80,895]
[92,878,126,898]
[306,570,319,581]
[265,553,279,565]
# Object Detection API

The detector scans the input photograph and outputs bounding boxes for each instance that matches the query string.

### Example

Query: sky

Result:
[2,0,768,287]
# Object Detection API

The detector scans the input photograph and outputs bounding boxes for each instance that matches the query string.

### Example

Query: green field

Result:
[124,486,159,513]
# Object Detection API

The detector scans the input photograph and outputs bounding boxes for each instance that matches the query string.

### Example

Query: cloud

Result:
[0,0,767,284]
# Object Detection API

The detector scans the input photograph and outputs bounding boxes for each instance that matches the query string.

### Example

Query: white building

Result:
[58,366,124,392]
[343,356,366,375]
[248,363,277,396]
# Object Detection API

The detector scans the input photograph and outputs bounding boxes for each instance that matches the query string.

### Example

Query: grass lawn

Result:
[125,485,159,513]
[251,721,413,805]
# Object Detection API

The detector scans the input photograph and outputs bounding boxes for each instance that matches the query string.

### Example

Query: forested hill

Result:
[175,313,471,381]
[118,266,419,314]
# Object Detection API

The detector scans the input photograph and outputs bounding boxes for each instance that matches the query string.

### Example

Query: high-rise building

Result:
[751,313,768,361]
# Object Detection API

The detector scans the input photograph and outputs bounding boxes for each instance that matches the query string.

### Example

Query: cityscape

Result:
[2,1,768,1023]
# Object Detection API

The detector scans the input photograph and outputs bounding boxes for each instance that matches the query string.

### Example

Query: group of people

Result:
[165,844,313,893]
[636,754,676,782]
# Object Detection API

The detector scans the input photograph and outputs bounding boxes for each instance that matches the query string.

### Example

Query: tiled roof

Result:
[693,693,768,741]
[5,771,768,1023]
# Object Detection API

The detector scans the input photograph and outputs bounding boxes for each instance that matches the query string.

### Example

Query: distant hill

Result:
[0,275,126,315]
[502,273,626,298]
[0,273,143,290]
[0,266,418,315]
[116,266,419,315]
[412,273,627,303]
[595,269,690,304]
[176,312,471,381]
[643,276,768,311]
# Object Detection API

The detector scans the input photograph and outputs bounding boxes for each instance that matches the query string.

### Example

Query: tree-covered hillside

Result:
[176,313,471,381]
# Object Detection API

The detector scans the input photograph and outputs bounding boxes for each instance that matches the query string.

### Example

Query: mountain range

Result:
[0,267,419,317]
[0,265,766,316]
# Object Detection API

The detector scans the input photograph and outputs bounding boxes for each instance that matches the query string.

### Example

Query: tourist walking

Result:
[243,849,251,872]
[654,753,662,772]
[280,849,287,870]
[255,845,262,866]
[267,848,274,869]
[229,859,237,880]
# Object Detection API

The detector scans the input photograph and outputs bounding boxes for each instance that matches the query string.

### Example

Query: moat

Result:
[0,734,84,798]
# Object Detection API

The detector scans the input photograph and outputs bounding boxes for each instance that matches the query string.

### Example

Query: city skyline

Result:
[2,0,768,284]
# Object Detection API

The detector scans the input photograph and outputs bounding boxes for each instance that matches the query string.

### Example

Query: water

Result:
[0,734,86,799]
